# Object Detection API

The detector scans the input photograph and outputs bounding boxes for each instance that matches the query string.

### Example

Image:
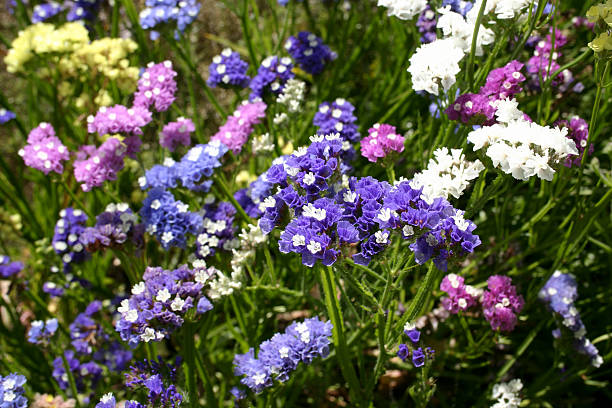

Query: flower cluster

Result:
[18,123,69,175]
[195,200,237,259]
[539,271,603,368]
[397,323,435,368]
[249,56,294,101]
[233,317,332,394]
[32,2,62,23]
[133,61,178,112]
[439,273,481,314]
[555,117,592,167]
[408,37,465,95]
[482,275,524,332]
[416,6,437,43]
[0,255,23,278]
[437,5,494,56]
[124,357,183,407]
[67,0,102,21]
[52,349,103,392]
[27,318,58,344]
[116,265,214,346]
[87,105,152,136]
[490,379,523,408]
[276,78,306,114]
[160,117,194,151]
[79,203,144,252]
[211,101,267,154]
[52,208,88,271]
[139,0,201,40]
[0,108,16,124]
[313,98,360,143]
[526,29,567,88]
[0,373,27,408]
[360,123,405,163]
[207,48,250,88]
[285,31,336,75]
[377,0,427,20]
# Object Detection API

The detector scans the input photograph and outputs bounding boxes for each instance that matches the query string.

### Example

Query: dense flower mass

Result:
[79,203,144,251]
[555,117,592,167]
[313,99,360,143]
[285,31,336,75]
[408,38,465,95]
[0,373,28,408]
[139,0,201,40]
[249,56,295,100]
[207,48,250,88]
[233,317,332,394]
[160,117,194,151]
[491,379,523,408]
[482,275,524,332]
[377,0,427,20]
[87,105,152,136]
[439,273,481,314]
[360,123,405,162]
[195,200,237,259]
[211,101,267,153]
[0,255,23,278]
[18,123,69,175]
[31,2,62,23]
[52,208,88,271]
[133,61,178,112]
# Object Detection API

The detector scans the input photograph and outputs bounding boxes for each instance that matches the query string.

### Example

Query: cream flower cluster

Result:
[407,38,465,95]
[437,6,495,56]
[377,0,427,20]
[491,379,523,408]
[473,0,534,20]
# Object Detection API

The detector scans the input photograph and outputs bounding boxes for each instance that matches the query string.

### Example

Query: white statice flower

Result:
[491,378,523,408]
[492,98,523,124]
[470,0,534,21]
[252,133,275,153]
[411,147,485,203]
[407,38,465,95]
[377,0,427,20]
[467,105,578,181]
[207,268,243,300]
[437,6,495,56]
[276,78,306,113]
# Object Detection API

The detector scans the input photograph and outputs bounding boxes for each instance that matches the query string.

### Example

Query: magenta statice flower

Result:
[87,105,152,136]
[444,93,496,126]
[27,318,58,344]
[480,60,526,101]
[160,117,194,151]
[233,317,332,394]
[0,108,16,124]
[249,56,294,100]
[52,208,88,271]
[360,123,405,162]
[313,98,360,143]
[285,31,336,75]
[211,101,266,153]
[482,275,524,332]
[207,48,250,88]
[18,123,69,175]
[0,255,23,278]
[439,273,481,314]
[526,30,568,88]
[0,373,28,408]
[133,61,178,112]
[555,117,592,167]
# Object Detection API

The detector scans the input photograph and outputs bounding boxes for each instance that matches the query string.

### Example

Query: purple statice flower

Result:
[0,108,16,124]
[80,203,144,252]
[52,208,88,271]
[0,373,28,408]
[52,350,103,392]
[87,105,152,136]
[416,6,437,43]
[196,200,237,259]
[441,0,473,16]
[160,117,194,151]
[313,98,360,143]
[207,48,250,88]
[0,255,23,278]
[140,189,203,249]
[42,281,65,297]
[116,265,214,346]
[125,357,183,407]
[66,0,101,21]
[285,31,336,75]
[526,30,568,89]
[233,317,332,394]
[95,393,116,408]
[572,16,595,30]
[172,141,228,191]
[539,271,603,368]
[133,61,178,112]
[211,101,267,154]
[555,117,592,167]
[439,273,481,313]
[74,136,141,191]
[139,0,200,40]
[479,60,526,101]
[18,123,70,175]
[397,323,435,368]
[27,318,58,344]
[249,56,294,101]
[32,1,62,22]
[444,93,496,126]
[482,275,524,332]
[360,123,405,162]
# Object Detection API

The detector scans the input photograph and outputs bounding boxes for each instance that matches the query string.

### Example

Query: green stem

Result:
[61,180,93,219]
[213,174,254,224]
[183,323,199,408]
[194,352,218,408]
[465,0,487,91]
[61,354,81,408]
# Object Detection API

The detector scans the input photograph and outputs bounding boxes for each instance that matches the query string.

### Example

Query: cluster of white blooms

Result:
[377,0,427,20]
[252,133,275,153]
[473,0,534,20]
[468,99,578,181]
[410,147,485,203]
[491,379,523,408]
[437,6,495,56]
[407,38,465,95]
[277,78,306,113]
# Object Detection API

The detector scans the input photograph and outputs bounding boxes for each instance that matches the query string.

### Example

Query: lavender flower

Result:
[211,101,267,154]
[18,123,70,175]
[52,208,88,271]
[0,108,16,124]
[125,357,183,407]
[32,2,62,23]
[0,373,28,408]
[79,203,144,251]
[139,0,201,40]
[249,56,294,101]
[87,105,152,136]
[0,255,23,278]
[133,61,178,112]
[482,275,524,332]
[207,48,250,88]
[27,318,58,344]
[160,117,194,151]
[285,31,336,75]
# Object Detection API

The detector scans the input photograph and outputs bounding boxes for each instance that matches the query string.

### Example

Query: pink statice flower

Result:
[439,273,481,314]
[160,118,194,151]
[18,122,69,175]
[211,101,266,154]
[445,93,497,126]
[87,105,152,136]
[482,275,524,332]
[555,117,592,167]
[133,61,178,112]
[360,123,405,163]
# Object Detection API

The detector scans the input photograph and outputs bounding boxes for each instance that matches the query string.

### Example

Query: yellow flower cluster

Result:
[587,2,612,56]
[586,1,612,25]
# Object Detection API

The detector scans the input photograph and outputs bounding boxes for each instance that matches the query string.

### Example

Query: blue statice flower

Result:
[539,271,603,368]
[42,281,65,297]
[95,393,143,408]
[285,31,336,75]
[27,318,58,344]
[397,323,435,368]
[0,255,23,278]
[249,56,295,101]
[0,108,16,124]
[52,208,88,272]
[196,199,237,259]
[125,357,183,407]
[79,203,144,252]
[207,48,250,88]
[116,265,214,346]
[313,98,360,143]
[416,6,437,43]
[32,1,62,22]
[139,0,201,40]
[233,317,332,394]
[140,188,203,249]
[53,349,103,392]
[0,372,28,408]
[441,0,473,16]
[66,0,102,21]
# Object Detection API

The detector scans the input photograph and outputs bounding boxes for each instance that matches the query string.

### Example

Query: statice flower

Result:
[211,101,267,154]
[539,271,603,368]
[490,379,523,408]
[140,189,202,249]
[313,99,360,142]
[480,60,526,101]
[125,357,183,407]
[249,56,294,100]
[0,255,23,278]
[0,373,28,408]
[554,117,592,167]
[207,48,250,88]
[94,393,116,408]
[397,323,435,368]
[66,0,102,21]
[445,93,496,125]
[408,38,465,95]
[439,273,481,313]
[437,5,495,56]
[442,0,473,16]
[32,2,62,23]
[471,0,532,20]
[133,61,178,112]
[285,31,336,75]
[18,123,69,175]
[377,0,427,20]
[139,0,200,40]
[417,6,437,43]
[482,275,524,332]
[229,224,267,279]
[276,78,306,113]
[160,117,194,151]
[79,203,144,251]
[0,108,16,124]
[87,105,152,136]
[52,349,103,391]
[31,393,76,408]
[360,123,405,163]
[195,200,237,259]
[252,133,275,153]
[234,317,332,394]
[526,29,567,88]
[410,148,484,203]
[116,265,214,346]
[42,281,65,297]
[53,208,88,271]
[27,318,58,344]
